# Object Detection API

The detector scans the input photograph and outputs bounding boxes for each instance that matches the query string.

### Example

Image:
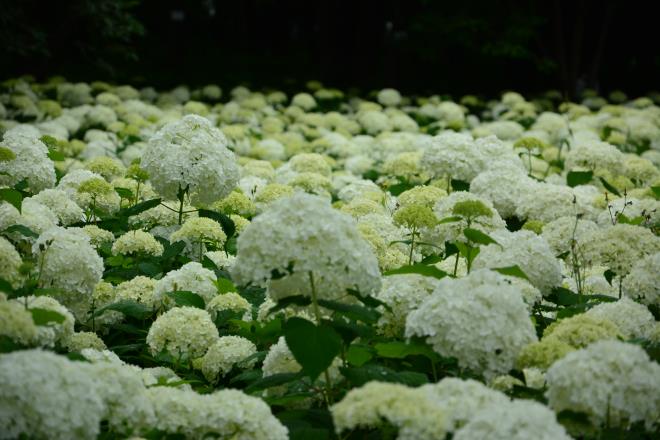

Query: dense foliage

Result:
[1,77,659,439]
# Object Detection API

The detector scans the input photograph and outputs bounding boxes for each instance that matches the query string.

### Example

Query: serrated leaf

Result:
[30,308,66,325]
[93,299,152,319]
[340,365,428,387]
[566,170,593,187]
[604,269,616,286]
[115,187,134,199]
[387,182,415,196]
[451,179,470,191]
[267,295,311,315]
[215,278,237,294]
[162,240,186,260]
[47,147,66,161]
[198,209,236,239]
[463,228,499,246]
[374,340,438,360]
[346,289,392,312]
[165,290,205,309]
[316,299,380,323]
[547,287,584,306]
[383,264,448,280]
[245,372,305,393]
[651,186,660,200]
[138,262,161,277]
[0,188,23,212]
[284,317,342,381]
[492,265,530,281]
[0,277,15,294]
[346,344,373,367]
[2,224,39,238]
[436,215,463,224]
[121,198,162,217]
[599,177,621,196]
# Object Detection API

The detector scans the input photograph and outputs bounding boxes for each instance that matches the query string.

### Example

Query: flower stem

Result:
[308,271,333,405]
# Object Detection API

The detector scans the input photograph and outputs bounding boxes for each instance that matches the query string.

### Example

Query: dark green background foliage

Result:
[1,0,659,97]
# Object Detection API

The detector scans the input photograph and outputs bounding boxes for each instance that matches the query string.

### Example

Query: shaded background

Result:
[1,0,658,98]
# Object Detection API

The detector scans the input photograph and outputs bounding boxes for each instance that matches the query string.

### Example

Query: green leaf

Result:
[374,340,438,360]
[162,240,186,260]
[346,289,392,312]
[215,278,237,294]
[451,179,470,191]
[2,224,39,238]
[32,287,68,297]
[566,170,593,187]
[387,182,415,196]
[244,372,304,393]
[30,308,66,325]
[599,177,621,196]
[284,317,343,381]
[0,278,14,294]
[267,295,312,315]
[121,198,162,217]
[346,344,373,367]
[340,365,428,387]
[138,262,161,277]
[436,216,463,224]
[198,209,236,239]
[115,187,134,199]
[383,264,448,280]
[651,186,660,200]
[316,299,380,323]
[463,228,499,246]
[492,265,530,281]
[165,290,205,309]
[547,287,584,306]
[47,147,66,161]
[93,300,152,320]
[604,269,616,286]
[0,188,23,212]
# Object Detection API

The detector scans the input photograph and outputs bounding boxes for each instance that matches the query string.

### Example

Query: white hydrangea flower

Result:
[32,226,103,298]
[141,114,240,205]
[540,215,600,255]
[0,300,38,345]
[516,182,583,223]
[14,198,59,240]
[585,298,655,339]
[115,275,160,309]
[231,193,381,303]
[453,399,571,440]
[580,224,660,277]
[405,269,538,379]
[112,230,164,257]
[0,125,56,192]
[418,378,510,432]
[377,88,402,107]
[546,340,660,429]
[64,331,107,352]
[83,359,156,435]
[470,166,536,218]
[330,381,448,440]
[623,252,660,306]
[147,386,288,439]
[154,262,218,307]
[199,335,258,381]
[206,292,251,321]
[565,140,624,173]
[146,306,219,360]
[17,295,75,347]
[28,189,84,225]
[422,132,522,182]
[374,274,440,337]
[472,229,562,295]
[0,349,106,440]
[0,236,22,288]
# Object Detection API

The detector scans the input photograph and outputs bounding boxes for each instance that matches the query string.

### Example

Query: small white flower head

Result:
[112,230,164,257]
[146,306,219,360]
[141,114,240,205]
[199,335,258,381]
[405,269,538,379]
[546,340,660,430]
[231,192,381,304]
